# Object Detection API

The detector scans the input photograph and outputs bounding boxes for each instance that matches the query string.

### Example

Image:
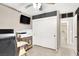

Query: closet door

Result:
[32,16,58,50]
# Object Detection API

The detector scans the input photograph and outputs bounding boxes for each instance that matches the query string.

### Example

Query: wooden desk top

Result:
[17,41,28,47]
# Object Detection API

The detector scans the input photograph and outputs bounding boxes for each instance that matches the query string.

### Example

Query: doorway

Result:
[61,23,67,47]
[77,14,79,55]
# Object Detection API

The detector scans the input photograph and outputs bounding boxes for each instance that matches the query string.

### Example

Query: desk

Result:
[16,30,32,56]
[19,36,32,50]
[16,36,32,56]
[17,41,28,56]
[17,41,28,47]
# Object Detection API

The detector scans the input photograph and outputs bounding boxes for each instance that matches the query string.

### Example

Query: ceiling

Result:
[2,3,79,16]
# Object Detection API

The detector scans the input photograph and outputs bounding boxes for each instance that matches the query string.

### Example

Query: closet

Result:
[32,11,60,50]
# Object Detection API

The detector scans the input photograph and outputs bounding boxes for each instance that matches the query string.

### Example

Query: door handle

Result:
[54,35,56,37]
[75,36,77,38]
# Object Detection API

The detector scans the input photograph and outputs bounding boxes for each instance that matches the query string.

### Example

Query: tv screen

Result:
[20,15,30,24]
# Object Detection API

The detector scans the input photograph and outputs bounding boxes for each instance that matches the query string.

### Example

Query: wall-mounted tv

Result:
[20,15,30,24]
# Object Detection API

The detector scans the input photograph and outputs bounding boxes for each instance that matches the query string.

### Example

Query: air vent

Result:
[67,12,73,17]
[61,12,73,18]
[61,13,66,18]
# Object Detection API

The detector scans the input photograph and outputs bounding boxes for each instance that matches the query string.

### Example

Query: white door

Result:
[32,16,58,50]
[73,14,77,55]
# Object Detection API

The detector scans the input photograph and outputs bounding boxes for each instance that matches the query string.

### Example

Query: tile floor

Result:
[26,45,76,56]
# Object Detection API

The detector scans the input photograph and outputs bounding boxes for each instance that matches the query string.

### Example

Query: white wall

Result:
[0,5,32,32]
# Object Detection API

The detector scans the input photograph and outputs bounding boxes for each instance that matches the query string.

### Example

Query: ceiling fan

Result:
[25,3,55,11]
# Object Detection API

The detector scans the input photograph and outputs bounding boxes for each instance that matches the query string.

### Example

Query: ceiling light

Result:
[33,3,41,10]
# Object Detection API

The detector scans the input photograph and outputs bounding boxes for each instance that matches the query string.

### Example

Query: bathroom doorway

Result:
[61,21,69,48]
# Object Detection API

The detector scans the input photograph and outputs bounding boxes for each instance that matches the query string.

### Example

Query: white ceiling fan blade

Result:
[47,3,55,4]
[25,4,33,9]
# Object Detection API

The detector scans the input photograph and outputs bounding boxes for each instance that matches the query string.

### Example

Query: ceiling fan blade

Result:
[25,4,33,9]
[39,4,43,11]
[47,3,55,5]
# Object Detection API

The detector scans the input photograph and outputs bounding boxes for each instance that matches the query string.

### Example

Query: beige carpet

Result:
[26,45,76,56]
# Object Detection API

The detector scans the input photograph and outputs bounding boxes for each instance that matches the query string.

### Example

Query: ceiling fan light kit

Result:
[33,3,42,10]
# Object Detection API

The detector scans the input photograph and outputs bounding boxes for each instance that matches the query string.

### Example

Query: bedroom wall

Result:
[0,5,32,32]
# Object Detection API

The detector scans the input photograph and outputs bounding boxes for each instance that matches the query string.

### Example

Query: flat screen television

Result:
[20,15,30,24]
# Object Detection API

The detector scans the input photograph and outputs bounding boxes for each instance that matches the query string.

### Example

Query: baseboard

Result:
[33,45,57,51]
